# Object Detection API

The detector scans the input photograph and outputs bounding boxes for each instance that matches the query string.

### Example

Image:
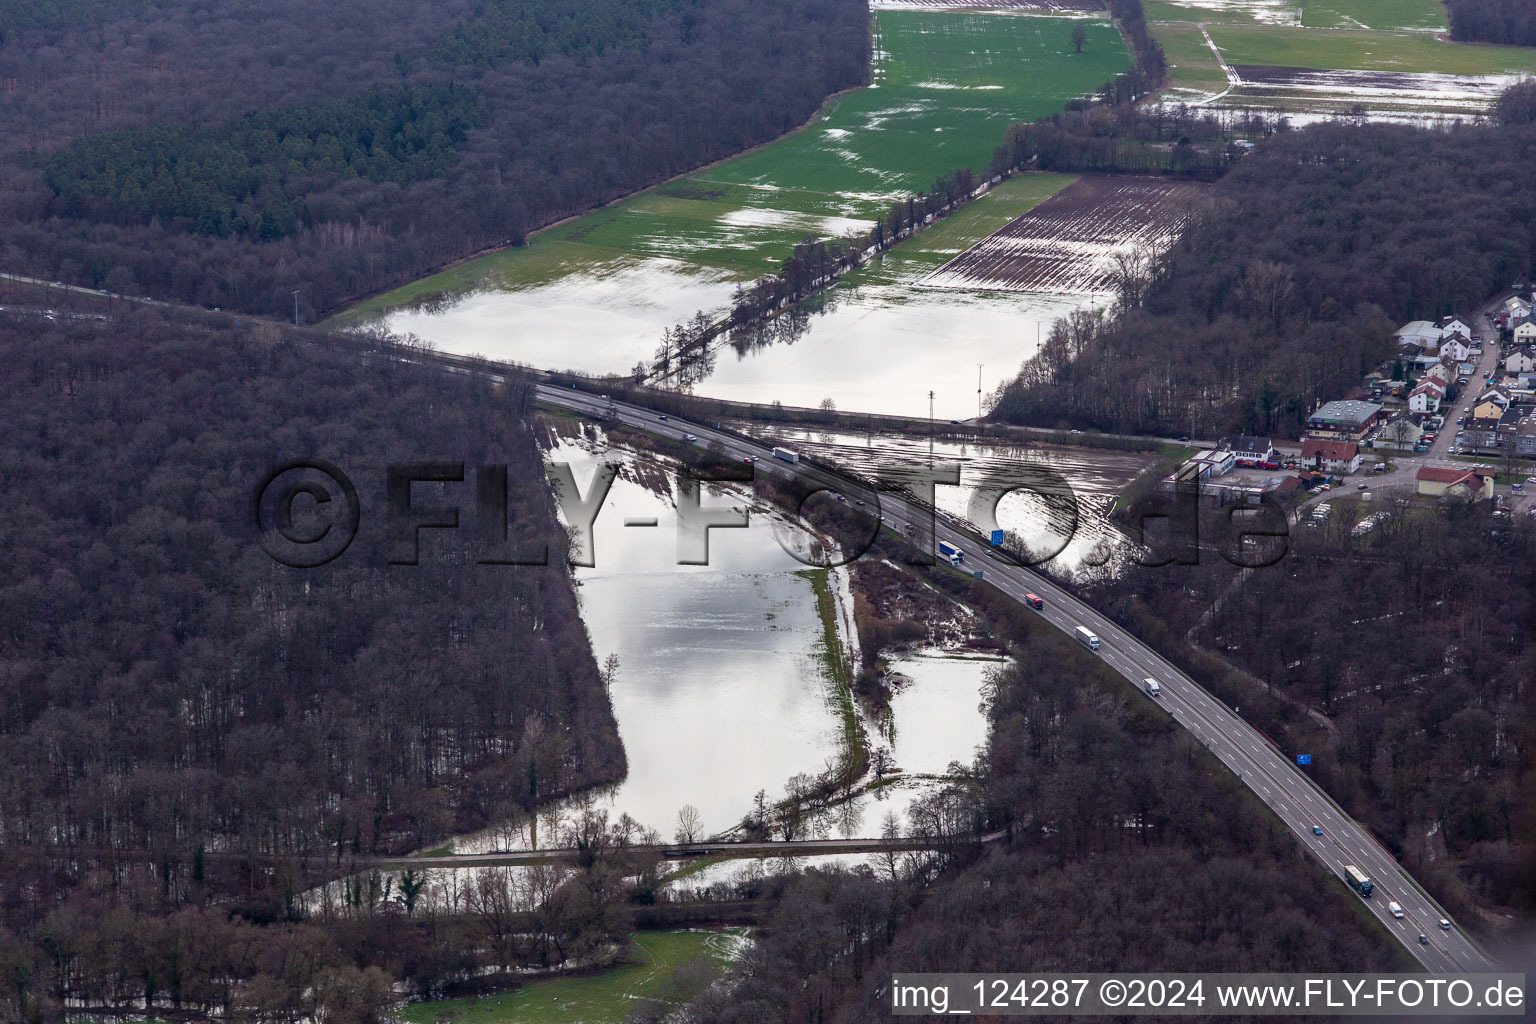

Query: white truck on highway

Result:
[937,540,963,567]
[772,446,799,464]
[1074,626,1100,651]
[1144,678,1161,698]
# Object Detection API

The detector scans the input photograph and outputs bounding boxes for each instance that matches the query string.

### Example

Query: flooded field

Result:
[1219,65,1522,120]
[733,424,1149,575]
[695,281,1088,420]
[342,9,1128,398]
[922,176,1207,294]
[383,257,740,376]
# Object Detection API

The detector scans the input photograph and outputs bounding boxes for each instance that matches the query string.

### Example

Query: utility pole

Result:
[928,389,935,459]
[977,363,983,421]
[292,290,300,326]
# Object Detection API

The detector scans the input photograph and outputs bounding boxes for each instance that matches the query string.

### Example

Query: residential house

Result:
[1457,405,1536,453]
[1514,322,1536,345]
[1423,362,1452,388]
[1468,385,1513,423]
[1374,414,1423,451]
[1415,466,1494,501]
[1506,348,1536,374]
[1438,332,1472,364]
[1301,438,1362,475]
[1504,295,1532,325]
[1407,379,1444,414]
[1436,315,1473,339]
[1225,435,1276,466]
[1307,399,1386,440]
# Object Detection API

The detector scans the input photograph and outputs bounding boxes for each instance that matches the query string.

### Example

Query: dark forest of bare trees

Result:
[992,116,1536,436]
[1084,504,1536,921]
[0,0,871,319]
[1447,0,1536,46]
[0,309,627,1018]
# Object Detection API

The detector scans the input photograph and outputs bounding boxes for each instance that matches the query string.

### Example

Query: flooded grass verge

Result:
[394,929,746,1024]
[798,568,868,784]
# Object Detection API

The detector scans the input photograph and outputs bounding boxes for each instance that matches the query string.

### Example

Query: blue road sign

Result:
[1297,754,1312,765]
[990,529,1005,546]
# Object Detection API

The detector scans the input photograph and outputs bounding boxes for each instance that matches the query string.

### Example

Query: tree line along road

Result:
[532,382,1501,974]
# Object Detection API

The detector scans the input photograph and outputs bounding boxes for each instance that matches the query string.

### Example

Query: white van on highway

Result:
[1389,901,1404,919]
[1143,678,1161,698]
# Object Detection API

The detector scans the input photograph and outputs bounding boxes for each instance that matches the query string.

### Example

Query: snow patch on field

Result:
[913,80,1007,90]
[1151,0,1301,24]
[1188,66,1522,122]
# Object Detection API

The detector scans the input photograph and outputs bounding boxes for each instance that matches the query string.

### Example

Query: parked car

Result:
[1357,483,1368,490]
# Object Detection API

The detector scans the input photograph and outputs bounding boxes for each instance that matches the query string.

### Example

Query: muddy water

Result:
[734,424,1149,575]
[437,432,1014,855]
[380,257,742,377]
[694,282,1094,420]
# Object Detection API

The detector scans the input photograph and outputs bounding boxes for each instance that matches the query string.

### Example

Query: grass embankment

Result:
[796,568,867,784]
[336,11,1129,324]
[396,930,740,1024]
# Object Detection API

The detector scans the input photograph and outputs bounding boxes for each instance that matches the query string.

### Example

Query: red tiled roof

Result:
[1416,466,1481,486]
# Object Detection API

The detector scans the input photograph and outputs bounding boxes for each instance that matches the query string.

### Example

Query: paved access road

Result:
[534,383,1499,973]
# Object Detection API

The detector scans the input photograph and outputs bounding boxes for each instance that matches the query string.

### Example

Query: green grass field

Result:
[337,11,1128,324]
[1203,23,1536,73]
[704,13,1128,198]
[395,930,742,1024]
[1152,22,1230,89]
[1299,0,1446,31]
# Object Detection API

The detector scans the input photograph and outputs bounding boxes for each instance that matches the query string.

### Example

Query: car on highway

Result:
[742,455,755,464]
[684,433,698,442]
[1178,435,1190,442]
[1419,934,1429,945]
[1069,429,1082,435]
[1312,825,1324,835]
[1439,918,1451,930]
[658,414,668,420]
[1389,901,1404,919]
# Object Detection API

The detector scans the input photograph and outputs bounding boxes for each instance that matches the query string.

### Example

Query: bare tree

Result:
[674,804,703,845]
[1070,23,1087,53]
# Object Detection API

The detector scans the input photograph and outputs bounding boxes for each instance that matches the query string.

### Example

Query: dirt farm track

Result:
[921,175,1208,295]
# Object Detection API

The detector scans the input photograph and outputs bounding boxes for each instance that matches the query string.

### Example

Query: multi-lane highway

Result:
[534,382,1499,973]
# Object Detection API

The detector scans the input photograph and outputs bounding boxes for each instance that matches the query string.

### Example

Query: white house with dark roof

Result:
[1436,315,1473,339]
[1439,332,1472,364]
[1225,435,1275,466]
